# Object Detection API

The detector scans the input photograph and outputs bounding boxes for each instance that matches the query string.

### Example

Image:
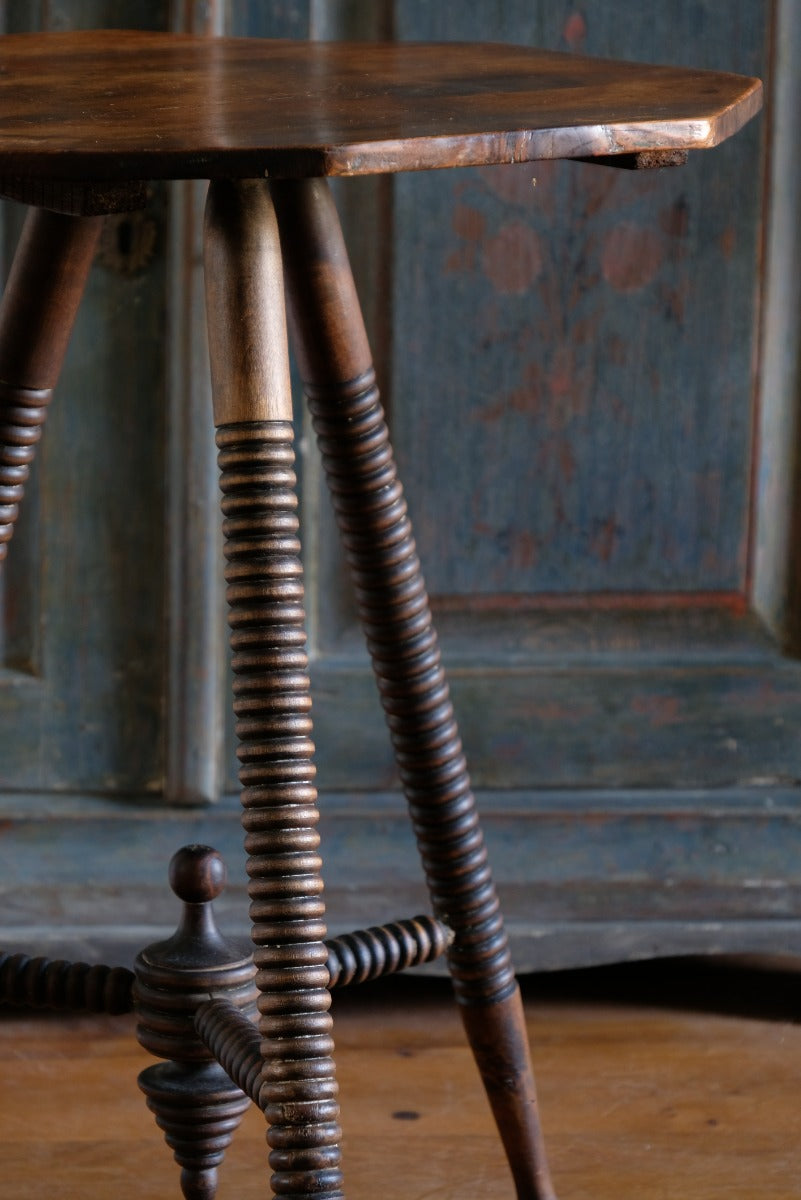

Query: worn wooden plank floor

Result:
[1,962,800,1199]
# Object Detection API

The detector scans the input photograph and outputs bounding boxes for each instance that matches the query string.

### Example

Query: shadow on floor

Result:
[3,952,799,1026]
[328,954,801,1025]
[521,955,801,1023]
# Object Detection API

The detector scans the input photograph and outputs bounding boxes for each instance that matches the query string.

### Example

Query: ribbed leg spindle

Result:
[0,950,133,1012]
[0,384,49,560]
[273,176,556,1200]
[0,207,101,560]
[218,421,342,1200]
[307,373,515,1007]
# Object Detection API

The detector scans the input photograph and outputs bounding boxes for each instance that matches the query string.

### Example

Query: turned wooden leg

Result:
[272,177,556,1200]
[204,179,343,1200]
[0,207,101,560]
[134,846,258,1200]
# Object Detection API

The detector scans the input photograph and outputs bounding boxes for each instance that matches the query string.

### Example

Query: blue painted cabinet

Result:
[1,0,799,970]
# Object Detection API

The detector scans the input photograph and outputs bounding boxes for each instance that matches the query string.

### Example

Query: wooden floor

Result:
[2,960,800,1199]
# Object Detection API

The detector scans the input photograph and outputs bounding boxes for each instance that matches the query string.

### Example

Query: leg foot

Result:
[139,1060,250,1200]
[461,988,556,1200]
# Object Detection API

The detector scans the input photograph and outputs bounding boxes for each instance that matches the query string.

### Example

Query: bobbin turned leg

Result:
[204,179,343,1200]
[0,207,101,560]
[272,177,556,1200]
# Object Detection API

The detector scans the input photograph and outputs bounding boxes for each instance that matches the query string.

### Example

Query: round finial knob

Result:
[135,844,256,1063]
[168,845,226,904]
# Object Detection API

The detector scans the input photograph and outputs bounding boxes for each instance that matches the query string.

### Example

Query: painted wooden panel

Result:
[386,0,765,598]
[4,790,801,973]
[380,0,761,596]
[227,0,309,37]
[390,151,757,596]
[305,0,785,795]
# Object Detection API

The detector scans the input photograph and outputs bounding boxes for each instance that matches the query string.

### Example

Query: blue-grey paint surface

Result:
[390,1,766,595]
[2,1,799,969]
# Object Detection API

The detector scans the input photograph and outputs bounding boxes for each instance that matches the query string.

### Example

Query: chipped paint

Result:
[562,11,588,50]
[481,219,544,295]
[601,223,664,292]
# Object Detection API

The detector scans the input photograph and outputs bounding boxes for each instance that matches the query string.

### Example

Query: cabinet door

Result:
[3,1,800,971]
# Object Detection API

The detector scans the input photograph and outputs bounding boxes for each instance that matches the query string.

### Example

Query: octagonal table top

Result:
[0,30,762,183]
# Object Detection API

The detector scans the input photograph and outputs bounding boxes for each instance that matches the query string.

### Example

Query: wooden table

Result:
[0,31,761,1200]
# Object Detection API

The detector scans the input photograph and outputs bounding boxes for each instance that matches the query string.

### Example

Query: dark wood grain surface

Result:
[0,30,762,180]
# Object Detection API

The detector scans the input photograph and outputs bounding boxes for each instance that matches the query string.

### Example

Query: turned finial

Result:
[134,846,258,1200]
[134,844,257,1062]
[169,844,227,906]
